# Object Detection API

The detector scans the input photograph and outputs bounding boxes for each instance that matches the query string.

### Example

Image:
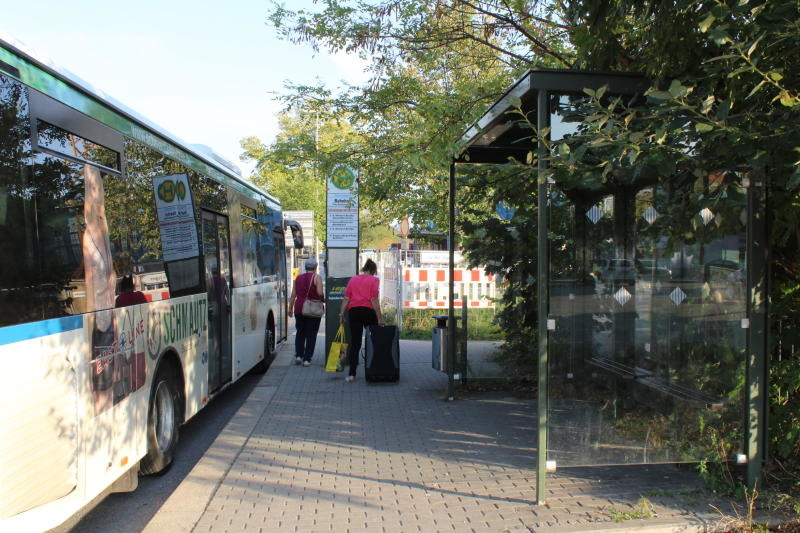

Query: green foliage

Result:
[270,1,572,74]
[266,0,573,227]
[553,0,800,478]
[399,308,502,340]
[763,489,800,515]
[769,283,800,475]
[452,164,539,373]
[262,1,569,374]
[360,223,396,250]
[241,110,377,237]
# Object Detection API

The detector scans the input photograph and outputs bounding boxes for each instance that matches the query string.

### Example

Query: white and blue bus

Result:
[0,36,300,532]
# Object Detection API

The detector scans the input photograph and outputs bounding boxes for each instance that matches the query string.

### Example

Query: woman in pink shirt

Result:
[339,259,384,382]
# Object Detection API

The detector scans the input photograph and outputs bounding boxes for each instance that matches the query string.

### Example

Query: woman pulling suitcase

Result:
[339,259,384,382]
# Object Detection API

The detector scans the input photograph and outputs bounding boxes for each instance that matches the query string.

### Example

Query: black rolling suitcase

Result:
[364,325,400,382]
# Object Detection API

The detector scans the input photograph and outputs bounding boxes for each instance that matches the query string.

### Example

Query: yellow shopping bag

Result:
[326,326,347,372]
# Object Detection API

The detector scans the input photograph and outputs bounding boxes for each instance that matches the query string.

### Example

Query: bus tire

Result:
[253,322,276,374]
[140,366,180,475]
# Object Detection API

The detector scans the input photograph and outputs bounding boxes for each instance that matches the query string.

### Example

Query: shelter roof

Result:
[457,69,648,165]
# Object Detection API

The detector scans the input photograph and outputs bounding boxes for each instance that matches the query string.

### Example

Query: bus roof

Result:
[0,31,278,205]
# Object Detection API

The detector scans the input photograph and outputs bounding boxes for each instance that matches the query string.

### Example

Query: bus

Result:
[0,36,301,532]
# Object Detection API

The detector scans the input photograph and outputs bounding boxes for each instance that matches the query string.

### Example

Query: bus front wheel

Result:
[253,323,275,374]
[140,366,180,475]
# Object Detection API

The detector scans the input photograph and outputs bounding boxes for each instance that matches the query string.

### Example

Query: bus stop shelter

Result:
[449,69,768,504]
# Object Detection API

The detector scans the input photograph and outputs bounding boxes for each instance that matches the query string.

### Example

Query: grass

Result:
[396,308,502,341]
[607,497,655,523]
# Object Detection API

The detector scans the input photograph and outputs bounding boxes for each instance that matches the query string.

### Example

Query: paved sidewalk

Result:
[143,337,755,533]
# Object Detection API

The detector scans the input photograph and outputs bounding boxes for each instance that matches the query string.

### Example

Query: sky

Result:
[1,0,369,177]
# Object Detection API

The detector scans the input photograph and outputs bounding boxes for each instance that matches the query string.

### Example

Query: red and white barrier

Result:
[144,290,170,302]
[402,267,496,309]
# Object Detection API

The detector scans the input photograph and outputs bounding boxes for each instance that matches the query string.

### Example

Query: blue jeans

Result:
[295,314,322,362]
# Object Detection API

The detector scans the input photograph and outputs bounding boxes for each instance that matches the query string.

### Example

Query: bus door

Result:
[201,210,232,392]
[274,226,287,340]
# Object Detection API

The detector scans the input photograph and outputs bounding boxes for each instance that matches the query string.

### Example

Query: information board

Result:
[152,174,199,262]
[328,248,358,277]
[326,165,359,247]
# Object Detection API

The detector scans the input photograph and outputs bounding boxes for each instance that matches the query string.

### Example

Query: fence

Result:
[402,267,497,309]
[377,250,497,310]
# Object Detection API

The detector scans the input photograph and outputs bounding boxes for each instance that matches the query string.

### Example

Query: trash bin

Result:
[431,315,460,372]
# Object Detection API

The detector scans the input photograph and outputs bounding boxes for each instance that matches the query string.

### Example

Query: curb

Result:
[141,344,292,533]
[539,510,791,533]
[539,514,721,533]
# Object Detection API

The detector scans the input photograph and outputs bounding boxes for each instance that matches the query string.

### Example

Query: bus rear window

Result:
[36,120,120,171]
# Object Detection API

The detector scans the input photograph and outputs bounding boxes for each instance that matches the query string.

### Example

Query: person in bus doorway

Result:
[113,274,148,405]
[115,275,147,308]
[288,258,325,366]
[339,258,384,382]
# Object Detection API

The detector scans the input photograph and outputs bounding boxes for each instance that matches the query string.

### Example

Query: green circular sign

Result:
[158,180,176,202]
[331,166,356,190]
[176,180,186,200]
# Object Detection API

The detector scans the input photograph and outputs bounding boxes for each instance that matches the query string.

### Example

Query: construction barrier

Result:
[143,290,170,302]
[402,267,496,309]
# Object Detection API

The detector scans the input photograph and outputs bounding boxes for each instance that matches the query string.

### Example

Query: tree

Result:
[359,221,396,249]
[270,0,572,70]
[264,1,572,361]
[548,0,800,478]
[266,0,573,228]
[264,0,800,479]
[242,110,365,239]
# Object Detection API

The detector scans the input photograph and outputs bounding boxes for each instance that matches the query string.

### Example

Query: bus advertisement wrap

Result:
[88,297,209,416]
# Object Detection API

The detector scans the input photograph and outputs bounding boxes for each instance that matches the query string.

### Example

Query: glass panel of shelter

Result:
[453,165,528,383]
[546,94,747,467]
[438,161,538,481]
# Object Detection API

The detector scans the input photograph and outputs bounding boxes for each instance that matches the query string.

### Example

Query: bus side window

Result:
[0,81,87,325]
[272,208,286,283]
[33,155,95,317]
[190,172,227,213]
[241,205,263,285]
[256,201,276,280]
[119,139,204,300]
[25,85,125,319]
[0,74,40,327]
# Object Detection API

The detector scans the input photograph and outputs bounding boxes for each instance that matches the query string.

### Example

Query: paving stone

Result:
[143,335,751,533]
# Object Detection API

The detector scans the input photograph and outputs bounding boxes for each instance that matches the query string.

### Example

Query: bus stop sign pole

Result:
[324,165,359,359]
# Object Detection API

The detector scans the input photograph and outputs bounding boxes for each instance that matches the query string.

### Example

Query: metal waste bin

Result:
[432,315,460,372]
